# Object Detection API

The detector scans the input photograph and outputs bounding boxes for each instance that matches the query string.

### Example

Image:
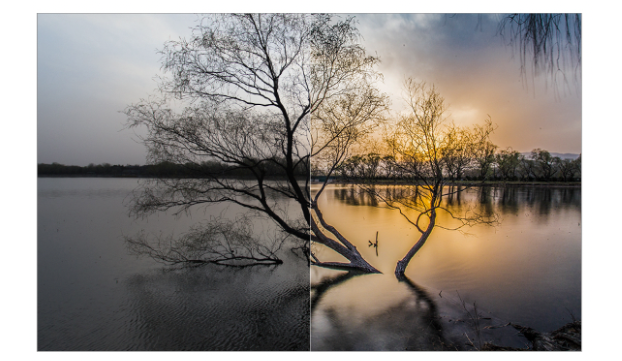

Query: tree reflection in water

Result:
[124,191,311,350]
[126,256,309,351]
[312,184,581,350]
[311,270,531,351]
[311,272,449,350]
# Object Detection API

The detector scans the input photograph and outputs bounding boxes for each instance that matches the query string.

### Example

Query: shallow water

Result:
[38,177,310,351]
[310,184,581,350]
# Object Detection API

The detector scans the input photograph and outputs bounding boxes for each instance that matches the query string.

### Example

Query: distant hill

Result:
[521,152,580,160]
[552,153,581,160]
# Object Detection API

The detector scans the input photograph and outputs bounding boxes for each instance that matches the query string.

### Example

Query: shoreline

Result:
[39,175,581,188]
[311,179,581,188]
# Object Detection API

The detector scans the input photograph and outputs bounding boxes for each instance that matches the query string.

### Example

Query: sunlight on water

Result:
[311,184,580,350]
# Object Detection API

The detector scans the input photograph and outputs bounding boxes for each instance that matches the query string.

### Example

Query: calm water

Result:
[38,177,309,351]
[39,179,581,351]
[311,184,581,350]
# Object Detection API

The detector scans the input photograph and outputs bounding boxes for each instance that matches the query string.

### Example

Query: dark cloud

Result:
[355,13,581,154]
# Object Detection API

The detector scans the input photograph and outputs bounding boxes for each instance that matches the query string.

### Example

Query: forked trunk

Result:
[395,210,437,280]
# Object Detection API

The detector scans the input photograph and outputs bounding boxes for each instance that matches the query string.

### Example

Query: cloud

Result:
[37,14,582,166]
[354,14,581,153]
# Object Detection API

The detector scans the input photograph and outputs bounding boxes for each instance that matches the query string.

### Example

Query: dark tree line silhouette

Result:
[38,160,307,178]
[40,147,580,182]
[330,148,580,183]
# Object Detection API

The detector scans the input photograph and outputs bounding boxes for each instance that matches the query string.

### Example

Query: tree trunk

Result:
[395,210,436,280]
[311,206,380,273]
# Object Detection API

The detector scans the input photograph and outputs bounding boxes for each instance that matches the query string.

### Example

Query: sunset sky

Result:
[36,13,582,166]
[355,14,581,155]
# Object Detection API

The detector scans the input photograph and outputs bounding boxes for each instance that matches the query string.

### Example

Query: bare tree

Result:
[495,147,521,181]
[125,14,318,265]
[518,154,536,181]
[531,148,556,181]
[374,80,497,279]
[442,124,475,181]
[125,14,386,271]
[571,154,581,181]
[308,36,389,272]
[552,157,570,182]
[472,119,498,180]
[442,118,496,181]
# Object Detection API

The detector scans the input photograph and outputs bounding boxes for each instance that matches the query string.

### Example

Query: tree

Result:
[495,148,521,181]
[531,148,556,181]
[125,15,314,267]
[126,14,385,272]
[472,119,497,180]
[440,117,496,181]
[442,124,475,180]
[571,154,581,181]
[518,154,537,181]
[308,25,389,271]
[498,14,581,86]
[334,152,384,180]
[375,80,497,278]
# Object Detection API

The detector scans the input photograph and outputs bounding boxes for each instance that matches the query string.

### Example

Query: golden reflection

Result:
[312,184,501,275]
[310,184,581,350]
[311,273,450,350]
[311,184,581,325]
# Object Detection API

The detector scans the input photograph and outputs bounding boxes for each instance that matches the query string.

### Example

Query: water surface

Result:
[311,184,581,350]
[38,177,310,351]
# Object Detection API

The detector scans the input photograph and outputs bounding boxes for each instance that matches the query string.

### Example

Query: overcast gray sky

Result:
[38,14,198,166]
[37,13,581,166]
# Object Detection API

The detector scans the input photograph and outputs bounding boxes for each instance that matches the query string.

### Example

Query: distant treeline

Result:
[39,148,580,183]
[319,148,581,183]
[38,160,307,178]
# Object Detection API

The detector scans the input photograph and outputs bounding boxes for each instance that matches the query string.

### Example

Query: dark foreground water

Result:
[38,178,309,351]
[311,184,581,350]
[38,179,581,351]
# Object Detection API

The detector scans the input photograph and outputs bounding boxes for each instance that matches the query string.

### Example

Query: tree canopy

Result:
[124,14,387,271]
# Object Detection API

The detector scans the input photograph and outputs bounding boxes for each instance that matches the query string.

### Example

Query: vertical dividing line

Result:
[308,113,312,352]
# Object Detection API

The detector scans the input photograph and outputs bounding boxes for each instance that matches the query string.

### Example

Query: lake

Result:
[38,177,310,351]
[310,183,581,350]
[38,178,580,351]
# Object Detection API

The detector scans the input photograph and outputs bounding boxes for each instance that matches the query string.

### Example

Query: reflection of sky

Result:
[37,14,581,166]
[311,184,581,333]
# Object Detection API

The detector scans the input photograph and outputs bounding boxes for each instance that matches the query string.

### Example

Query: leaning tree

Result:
[370,79,498,278]
[125,14,385,271]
